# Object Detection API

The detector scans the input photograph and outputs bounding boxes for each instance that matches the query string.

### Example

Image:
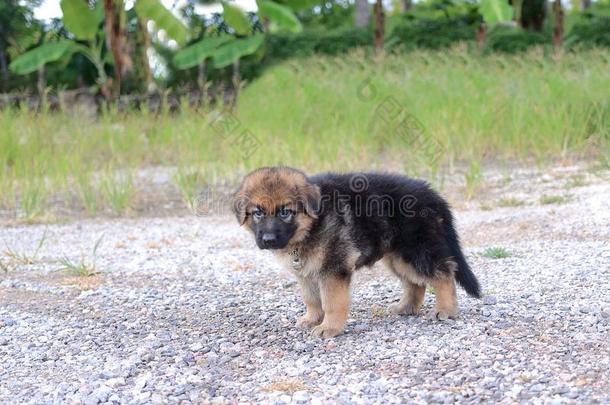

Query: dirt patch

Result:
[53,274,105,290]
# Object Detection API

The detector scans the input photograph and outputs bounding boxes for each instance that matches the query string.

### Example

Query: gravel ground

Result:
[0,165,609,404]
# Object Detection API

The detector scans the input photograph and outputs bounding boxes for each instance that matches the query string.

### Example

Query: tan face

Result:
[232,167,320,249]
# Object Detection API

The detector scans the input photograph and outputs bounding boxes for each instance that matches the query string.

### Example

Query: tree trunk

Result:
[37,65,45,110]
[197,61,206,92]
[104,0,131,98]
[552,0,564,51]
[0,46,8,92]
[581,0,591,9]
[374,0,385,54]
[104,0,121,97]
[476,23,487,50]
[231,59,240,107]
[137,17,154,93]
[37,66,45,96]
[197,61,206,107]
[402,0,412,12]
[355,0,370,28]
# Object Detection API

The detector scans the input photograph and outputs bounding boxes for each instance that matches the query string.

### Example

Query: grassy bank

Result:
[1,48,608,220]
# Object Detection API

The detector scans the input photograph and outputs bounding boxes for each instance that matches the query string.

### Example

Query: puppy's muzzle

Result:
[261,233,278,249]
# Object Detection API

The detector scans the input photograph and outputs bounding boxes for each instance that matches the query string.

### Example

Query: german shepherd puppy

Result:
[232,167,481,338]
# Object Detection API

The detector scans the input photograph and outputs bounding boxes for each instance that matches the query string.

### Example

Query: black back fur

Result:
[307,172,481,298]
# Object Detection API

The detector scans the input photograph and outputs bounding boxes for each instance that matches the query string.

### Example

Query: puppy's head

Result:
[232,167,320,250]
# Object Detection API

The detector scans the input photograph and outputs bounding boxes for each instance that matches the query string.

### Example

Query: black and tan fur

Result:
[233,167,481,338]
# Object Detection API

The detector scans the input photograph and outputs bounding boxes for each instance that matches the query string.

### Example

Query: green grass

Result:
[565,174,588,188]
[57,235,103,277]
[2,228,48,272]
[20,179,48,220]
[76,171,99,216]
[0,259,10,274]
[4,228,48,266]
[464,160,483,200]
[539,194,572,205]
[100,171,135,215]
[497,198,526,207]
[173,167,205,213]
[1,48,608,216]
[482,247,512,259]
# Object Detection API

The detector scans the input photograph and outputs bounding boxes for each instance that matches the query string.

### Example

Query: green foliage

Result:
[479,0,513,25]
[297,0,354,29]
[4,0,610,94]
[382,0,482,51]
[9,40,76,74]
[0,1,42,55]
[484,25,550,53]
[0,0,44,90]
[60,0,100,41]
[266,27,372,60]
[257,0,303,33]
[212,35,265,68]
[520,0,546,31]
[222,2,252,35]
[173,36,233,69]
[278,0,320,11]
[403,0,479,20]
[566,3,610,49]
[172,0,303,73]
[9,0,109,86]
[482,247,511,259]
[389,16,478,50]
[135,0,189,45]
[567,17,610,48]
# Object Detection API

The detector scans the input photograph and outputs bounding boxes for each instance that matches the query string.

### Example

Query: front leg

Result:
[296,277,324,328]
[311,274,351,339]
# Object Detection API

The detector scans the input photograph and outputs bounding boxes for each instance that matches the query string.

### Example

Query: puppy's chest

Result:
[273,247,325,278]
[273,243,361,277]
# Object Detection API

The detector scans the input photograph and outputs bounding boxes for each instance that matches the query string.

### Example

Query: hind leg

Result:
[429,276,458,320]
[389,279,425,315]
[384,256,426,316]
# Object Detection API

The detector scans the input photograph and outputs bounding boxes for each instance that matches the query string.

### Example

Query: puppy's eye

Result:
[278,207,294,220]
[252,209,264,221]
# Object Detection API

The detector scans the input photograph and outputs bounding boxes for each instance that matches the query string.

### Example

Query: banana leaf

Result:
[9,41,78,75]
[212,35,264,68]
[135,0,189,45]
[173,36,233,69]
[60,0,99,41]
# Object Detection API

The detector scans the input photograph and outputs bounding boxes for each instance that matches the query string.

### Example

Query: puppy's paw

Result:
[311,324,343,339]
[429,308,458,321]
[296,314,323,329]
[388,302,420,316]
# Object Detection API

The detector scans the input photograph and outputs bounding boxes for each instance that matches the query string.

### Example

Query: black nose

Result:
[262,233,276,245]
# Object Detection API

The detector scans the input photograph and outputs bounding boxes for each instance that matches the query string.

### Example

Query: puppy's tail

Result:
[444,219,481,298]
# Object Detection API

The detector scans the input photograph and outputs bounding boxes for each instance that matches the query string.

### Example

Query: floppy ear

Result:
[301,183,321,218]
[231,191,249,225]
